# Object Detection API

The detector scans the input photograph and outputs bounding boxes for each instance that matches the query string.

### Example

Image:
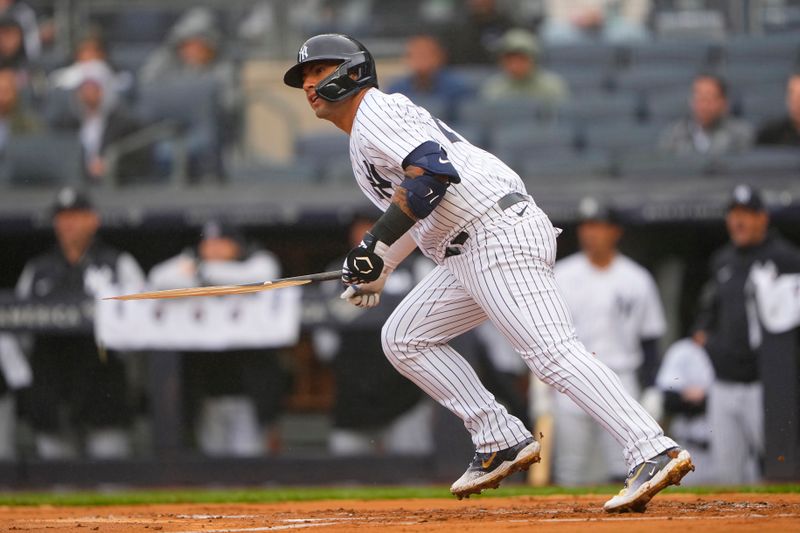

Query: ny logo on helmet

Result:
[298,45,309,61]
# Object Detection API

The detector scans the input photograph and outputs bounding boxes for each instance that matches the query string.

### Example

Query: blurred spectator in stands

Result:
[541,0,651,44]
[480,29,569,109]
[0,67,40,148]
[443,0,514,65]
[0,16,29,85]
[312,213,434,456]
[48,61,153,185]
[50,30,133,97]
[139,7,238,179]
[140,7,238,116]
[550,197,666,485]
[0,1,38,60]
[387,34,474,122]
[149,220,289,457]
[692,184,800,484]
[654,338,715,484]
[756,73,800,147]
[16,187,145,459]
[659,74,753,156]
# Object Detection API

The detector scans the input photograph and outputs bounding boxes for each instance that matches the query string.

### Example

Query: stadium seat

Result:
[613,64,697,95]
[543,42,621,69]
[582,123,663,156]
[616,151,710,180]
[624,39,715,70]
[642,90,689,124]
[559,93,642,125]
[712,147,800,178]
[1,133,83,187]
[740,88,787,124]
[294,131,351,183]
[520,151,611,182]
[490,123,579,168]
[723,35,800,64]
[137,74,223,179]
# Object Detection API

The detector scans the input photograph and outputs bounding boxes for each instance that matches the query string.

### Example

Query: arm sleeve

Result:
[382,232,418,272]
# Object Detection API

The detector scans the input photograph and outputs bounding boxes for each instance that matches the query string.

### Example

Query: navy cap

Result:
[577,197,620,225]
[201,219,245,245]
[727,184,765,212]
[51,187,94,216]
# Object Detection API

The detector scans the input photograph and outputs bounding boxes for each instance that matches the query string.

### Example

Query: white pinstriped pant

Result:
[382,200,677,468]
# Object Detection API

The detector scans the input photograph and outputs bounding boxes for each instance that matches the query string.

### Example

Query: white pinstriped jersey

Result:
[349,89,529,263]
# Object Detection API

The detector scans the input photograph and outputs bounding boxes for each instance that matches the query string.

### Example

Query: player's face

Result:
[53,209,100,252]
[199,237,241,262]
[301,61,343,118]
[726,207,769,248]
[691,78,727,128]
[577,221,622,257]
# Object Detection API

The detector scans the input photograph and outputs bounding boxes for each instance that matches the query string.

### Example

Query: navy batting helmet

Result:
[283,34,378,102]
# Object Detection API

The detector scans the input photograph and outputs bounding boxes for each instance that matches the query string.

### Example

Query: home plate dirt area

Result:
[3,493,800,532]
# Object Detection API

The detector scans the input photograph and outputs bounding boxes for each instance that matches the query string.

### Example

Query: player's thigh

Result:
[382,265,487,349]
[453,223,574,358]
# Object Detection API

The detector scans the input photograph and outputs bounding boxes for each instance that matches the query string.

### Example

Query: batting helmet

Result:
[283,33,378,102]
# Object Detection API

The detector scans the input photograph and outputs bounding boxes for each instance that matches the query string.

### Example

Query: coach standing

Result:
[16,187,145,459]
[693,184,800,483]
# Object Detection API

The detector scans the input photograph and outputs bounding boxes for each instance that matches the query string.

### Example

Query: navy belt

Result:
[444,192,528,258]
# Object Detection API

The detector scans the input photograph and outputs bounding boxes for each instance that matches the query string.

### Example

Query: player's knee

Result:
[380,321,413,363]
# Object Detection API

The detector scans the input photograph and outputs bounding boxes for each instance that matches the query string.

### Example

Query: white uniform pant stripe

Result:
[382,266,532,452]
[448,209,675,467]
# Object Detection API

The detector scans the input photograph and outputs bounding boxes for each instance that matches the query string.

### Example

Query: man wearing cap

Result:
[149,220,285,456]
[549,197,666,485]
[693,184,800,483]
[15,187,145,459]
[480,28,569,109]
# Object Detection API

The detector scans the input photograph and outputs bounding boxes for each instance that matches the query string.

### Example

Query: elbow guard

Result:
[402,141,461,183]
[401,172,449,219]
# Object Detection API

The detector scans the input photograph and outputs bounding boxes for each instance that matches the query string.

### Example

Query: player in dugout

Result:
[283,33,693,513]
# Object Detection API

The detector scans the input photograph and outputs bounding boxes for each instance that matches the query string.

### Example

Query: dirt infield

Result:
[2,493,799,532]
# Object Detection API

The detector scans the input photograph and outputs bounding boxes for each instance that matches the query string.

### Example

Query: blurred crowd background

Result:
[0,0,798,488]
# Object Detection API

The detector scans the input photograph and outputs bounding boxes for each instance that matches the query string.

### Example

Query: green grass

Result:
[0,484,798,507]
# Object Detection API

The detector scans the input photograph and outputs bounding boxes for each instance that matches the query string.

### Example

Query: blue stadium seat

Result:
[723,35,800,64]
[712,147,800,178]
[740,88,787,124]
[543,43,620,68]
[520,151,611,182]
[490,123,579,168]
[582,123,663,156]
[616,151,710,180]
[559,93,642,125]
[613,64,697,95]
[625,39,715,69]
[294,131,351,183]
[1,134,83,187]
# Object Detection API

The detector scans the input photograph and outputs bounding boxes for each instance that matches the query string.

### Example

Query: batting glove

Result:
[340,268,390,308]
[342,232,387,285]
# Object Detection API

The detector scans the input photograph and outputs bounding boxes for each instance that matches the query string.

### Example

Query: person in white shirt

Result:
[552,197,666,485]
[149,220,285,457]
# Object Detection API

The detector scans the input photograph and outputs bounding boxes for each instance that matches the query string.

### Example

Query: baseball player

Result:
[551,198,667,485]
[283,34,692,512]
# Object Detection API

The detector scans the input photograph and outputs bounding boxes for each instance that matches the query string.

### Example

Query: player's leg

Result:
[382,264,539,497]
[450,208,691,510]
[552,395,597,485]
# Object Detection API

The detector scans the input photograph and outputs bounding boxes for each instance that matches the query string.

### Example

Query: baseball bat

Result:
[105,270,343,301]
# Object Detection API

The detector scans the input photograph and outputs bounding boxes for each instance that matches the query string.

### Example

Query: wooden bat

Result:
[105,270,343,301]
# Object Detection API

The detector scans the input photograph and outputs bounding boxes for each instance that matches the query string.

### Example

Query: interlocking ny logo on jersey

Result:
[298,45,309,61]
[364,161,392,200]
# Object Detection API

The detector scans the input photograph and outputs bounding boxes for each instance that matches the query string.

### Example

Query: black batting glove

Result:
[342,232,385,285]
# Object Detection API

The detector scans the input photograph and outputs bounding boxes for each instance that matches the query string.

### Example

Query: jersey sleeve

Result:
[356,94,433,171]
[638,273,667,339]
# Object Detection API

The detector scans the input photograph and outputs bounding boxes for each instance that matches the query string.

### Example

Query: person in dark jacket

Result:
[756,73,800,147]
[48,61,153,184]
[692,184,800,484]
[15,187,145,459]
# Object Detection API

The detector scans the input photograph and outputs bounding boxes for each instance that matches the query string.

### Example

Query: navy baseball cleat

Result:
[603,447,694,513]
[450,438,541,500]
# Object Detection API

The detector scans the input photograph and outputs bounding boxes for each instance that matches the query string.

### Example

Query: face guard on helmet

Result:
[283,33,378,102]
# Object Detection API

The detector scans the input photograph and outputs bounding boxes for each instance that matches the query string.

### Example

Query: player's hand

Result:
[342,244,384,285]
[340,274,387,308]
